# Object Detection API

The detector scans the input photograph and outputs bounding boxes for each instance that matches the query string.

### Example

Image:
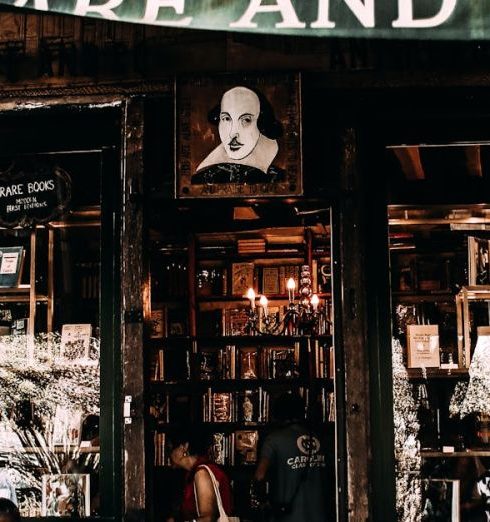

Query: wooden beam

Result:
[120,97,146,522]
[393,146,425,180]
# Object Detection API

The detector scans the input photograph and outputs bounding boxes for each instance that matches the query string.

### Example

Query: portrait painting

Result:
[177,74,302,198]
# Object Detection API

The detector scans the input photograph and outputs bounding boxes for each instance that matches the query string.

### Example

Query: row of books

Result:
[149,388,336,427]
[199,344,300,381]
[149,342,334,382]
[198,261,331,298]
[153,429,259,467]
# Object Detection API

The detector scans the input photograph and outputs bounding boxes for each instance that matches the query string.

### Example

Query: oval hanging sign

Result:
[0,161,72,228]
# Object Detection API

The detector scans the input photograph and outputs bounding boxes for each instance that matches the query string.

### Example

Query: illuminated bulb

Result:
[311,294,320,311]
[287,277,296,303]
[247,288,256,309]
[259,295,269,317]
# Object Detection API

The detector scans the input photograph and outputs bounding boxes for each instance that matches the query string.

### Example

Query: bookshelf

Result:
[389,204,490,520]
[146,210,335,520]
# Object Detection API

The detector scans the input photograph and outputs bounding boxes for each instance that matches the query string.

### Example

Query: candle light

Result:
[287,278,296,303]
[311,294,320,312]
[247,288,256,310]
[259,295,269,317]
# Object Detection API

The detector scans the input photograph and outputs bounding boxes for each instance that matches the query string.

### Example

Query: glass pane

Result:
[0,153,101,517]
[147,203,338,521]
[388,144,490,521]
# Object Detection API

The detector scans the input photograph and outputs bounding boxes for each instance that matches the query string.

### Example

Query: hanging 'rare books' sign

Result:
[0,161,72,228]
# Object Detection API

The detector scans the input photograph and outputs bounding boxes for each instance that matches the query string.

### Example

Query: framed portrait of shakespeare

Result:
[177,73,302,198]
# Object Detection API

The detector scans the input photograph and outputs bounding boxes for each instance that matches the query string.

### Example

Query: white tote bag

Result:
[194,464,240,522]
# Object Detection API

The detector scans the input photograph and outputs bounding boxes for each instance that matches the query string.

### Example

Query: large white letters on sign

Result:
[142,0,192,26]
[74,0,123,20]
[312,0,375,28]
[13,0,48,10]
[230,0,306,29]
[393,0,457,28]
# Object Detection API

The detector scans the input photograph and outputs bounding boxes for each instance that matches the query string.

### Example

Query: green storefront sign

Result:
[2,0,490,39]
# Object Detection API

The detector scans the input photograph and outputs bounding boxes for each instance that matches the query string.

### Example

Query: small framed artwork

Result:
[177,73,302,198]
[41,474,90,517]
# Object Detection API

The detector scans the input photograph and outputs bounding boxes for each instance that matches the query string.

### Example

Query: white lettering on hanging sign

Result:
[74,0,124,20]
[312,0,375,28]
[13,0,48,10]
[0,184,23,198]
[230,0,306,29]
[142,0,192,26]
[393,0,457,28]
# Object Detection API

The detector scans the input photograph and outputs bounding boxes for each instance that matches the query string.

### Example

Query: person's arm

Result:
[194,468,218,522]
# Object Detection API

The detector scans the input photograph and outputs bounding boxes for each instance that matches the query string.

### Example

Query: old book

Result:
[231,263,254,296]
[234,430,258,465]
[199,349,220,380]
[268,347,299,379]
[224,308,249,336]
[0,247,24,288]
[279,265,299,295]
[149,308,166,338]
[60,324,92,359]
[422,479,460,522]
[237,239,266,254]
[236,389,261,423]
[238,347,258,379]
[262,267,279,295]
[406,324,440,368]
[468,236,490,285]
[212,392,233,422]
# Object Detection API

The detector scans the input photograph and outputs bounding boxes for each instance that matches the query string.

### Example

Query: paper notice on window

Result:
[0,253,18,274]
[407,324,440,368]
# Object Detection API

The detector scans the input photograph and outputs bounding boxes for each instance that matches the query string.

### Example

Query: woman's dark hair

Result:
[167,424,212,457]
[0,498,20,522]
[272,392,305,422]
[208,86,283,140]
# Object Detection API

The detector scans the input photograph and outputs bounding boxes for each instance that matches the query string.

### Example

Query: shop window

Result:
[146,201,338,521]
[388,144,490,521]
[0,152,103,518]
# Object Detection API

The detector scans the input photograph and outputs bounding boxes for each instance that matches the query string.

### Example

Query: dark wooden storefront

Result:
[1,9,490,521]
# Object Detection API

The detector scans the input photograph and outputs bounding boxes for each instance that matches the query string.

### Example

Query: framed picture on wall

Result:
[176,73,302,198]
[41,474,90,517]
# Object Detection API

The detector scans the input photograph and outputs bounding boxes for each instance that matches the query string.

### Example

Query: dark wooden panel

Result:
[120,97,146,521]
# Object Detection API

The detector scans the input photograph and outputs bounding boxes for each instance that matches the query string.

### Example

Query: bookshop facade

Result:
[1,8,490,522]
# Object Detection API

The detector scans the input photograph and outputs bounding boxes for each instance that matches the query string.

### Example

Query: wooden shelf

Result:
[150,335,332,344]
[421,449,490,458]
[0,295,48,303]
[407,367,468,380]
[197,292,331,303]
[0,446,100,454]
[149,378,334,391]
[392,292,454,303]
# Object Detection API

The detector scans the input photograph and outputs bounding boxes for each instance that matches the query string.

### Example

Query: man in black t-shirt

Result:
[254,393,328,522]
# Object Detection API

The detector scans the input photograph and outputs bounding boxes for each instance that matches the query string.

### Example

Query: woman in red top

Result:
[167,427,233,522]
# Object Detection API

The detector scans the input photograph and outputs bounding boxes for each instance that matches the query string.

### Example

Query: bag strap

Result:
[193,464,228,519]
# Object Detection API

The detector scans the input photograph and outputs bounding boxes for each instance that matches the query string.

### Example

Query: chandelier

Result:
[245,265,328,336]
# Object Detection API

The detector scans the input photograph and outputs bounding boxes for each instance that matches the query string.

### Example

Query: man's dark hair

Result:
[208,86,283,140]
[272,392,305,423]
[0,498,20,522]
[167,423,212,457]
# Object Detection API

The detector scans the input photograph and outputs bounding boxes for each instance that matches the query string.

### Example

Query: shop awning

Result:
[2,0,489,39]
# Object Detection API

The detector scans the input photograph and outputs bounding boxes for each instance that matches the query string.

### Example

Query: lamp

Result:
[245,265,329,336]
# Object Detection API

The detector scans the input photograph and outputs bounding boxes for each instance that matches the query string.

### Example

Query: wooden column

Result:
[120,97,146,521]
[332,128,371,521]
